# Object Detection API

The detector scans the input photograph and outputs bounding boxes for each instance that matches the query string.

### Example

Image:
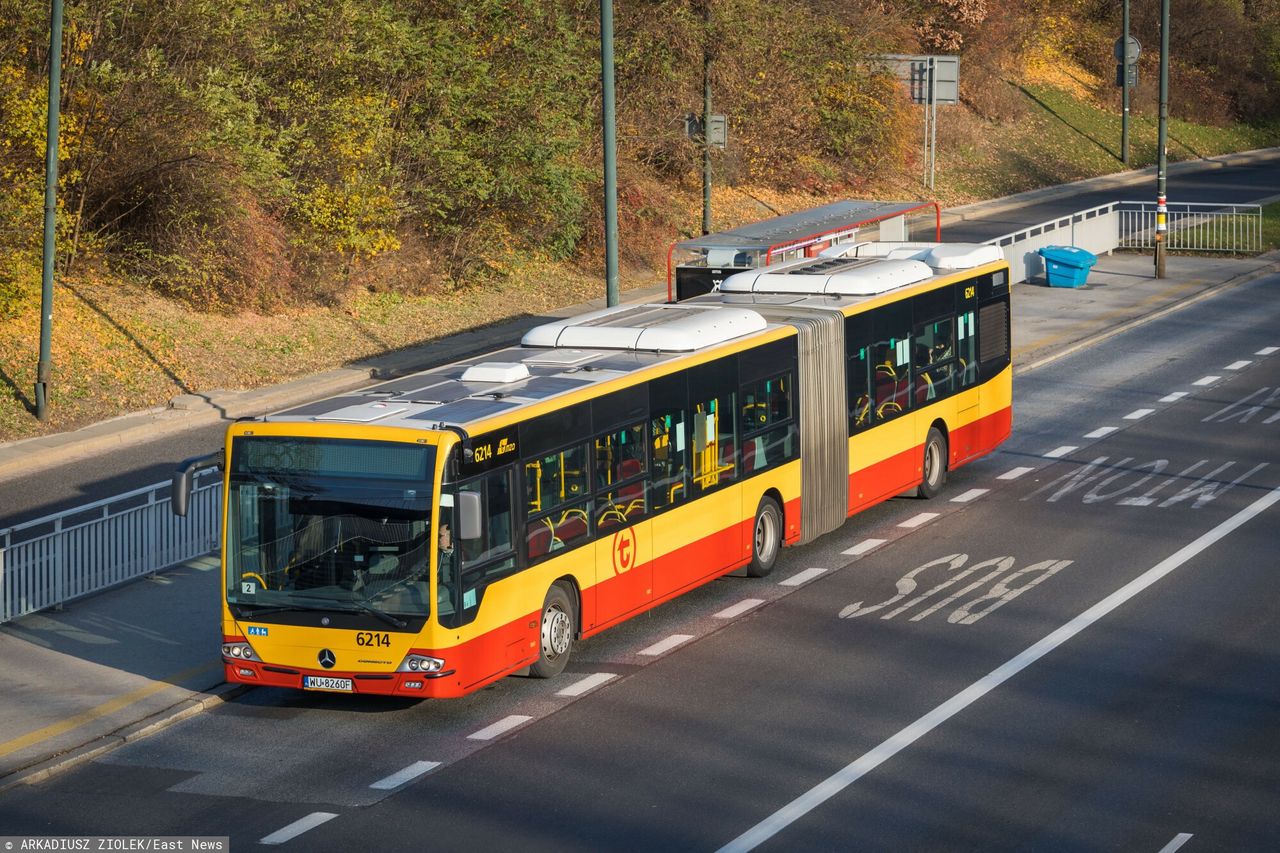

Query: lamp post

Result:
[1155,0,1169,279]
[601,0,620,307]
[36,0,63,421]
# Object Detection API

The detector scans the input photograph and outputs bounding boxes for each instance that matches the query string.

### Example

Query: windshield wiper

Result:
[233,592,406,628]
[350,599,408,629]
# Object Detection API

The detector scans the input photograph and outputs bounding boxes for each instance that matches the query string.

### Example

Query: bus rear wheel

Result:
[747,497,783,578]
[917,427,947,499]
[529,584,575,678]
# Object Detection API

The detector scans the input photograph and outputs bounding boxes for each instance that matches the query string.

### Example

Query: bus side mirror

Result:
[172,449,224,517]
[457,491,483,541]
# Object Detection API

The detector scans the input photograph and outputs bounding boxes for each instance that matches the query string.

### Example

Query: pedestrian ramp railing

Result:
[989,200,1263,284]
[1,470,221,623]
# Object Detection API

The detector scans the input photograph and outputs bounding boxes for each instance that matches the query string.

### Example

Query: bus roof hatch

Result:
[522,304,768,352]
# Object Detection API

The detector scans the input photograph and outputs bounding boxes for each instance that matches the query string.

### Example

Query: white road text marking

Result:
[260,812,339,845]
[721,486,1280,853]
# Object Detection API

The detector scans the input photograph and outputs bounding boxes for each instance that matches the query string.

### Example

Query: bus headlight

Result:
[396,654,444,673]
[222,642,259,661]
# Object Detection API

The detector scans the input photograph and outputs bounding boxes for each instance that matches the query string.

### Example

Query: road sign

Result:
[1116,63,1139,89]
[706,114,727,149]
[876,55,960,105]
[1114,36,1140,64]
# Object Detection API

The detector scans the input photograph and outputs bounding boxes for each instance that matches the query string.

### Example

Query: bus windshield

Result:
[225,436,437,621]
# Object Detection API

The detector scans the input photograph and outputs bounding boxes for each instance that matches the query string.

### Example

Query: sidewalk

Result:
[1,245,1277,791]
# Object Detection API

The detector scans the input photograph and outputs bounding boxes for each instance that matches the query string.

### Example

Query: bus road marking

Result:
[842,539,885,556]
[951,489,989,503]
[715,599,765,619]
[998,467,1034,480]
[1225,360,1252,370]
[1257,346,1279,356]
[260,812,339,845]
[1124,408,1155,420]
[1160,392,1189,403]
[557,672,618,697]
[1084,427,1118,439]
[1045,446,1077,459]
[780,568,828,587]
[467,715,532,741]
[721,485,1280,853]
[370,761,441,790]
[899,513,938,528]
[1193,375,1220,386]
[1158,833,1194,853]
[639,634,695,657]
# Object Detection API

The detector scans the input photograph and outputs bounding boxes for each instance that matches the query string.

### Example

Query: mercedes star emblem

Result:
[318,649,336,669]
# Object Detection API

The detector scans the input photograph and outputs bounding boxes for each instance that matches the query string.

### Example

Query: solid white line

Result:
[369,761,441,790]
[898,512,938,528]
[715,599,765,619]
[951,489,989,503]
[467,715,532,741]
[780,567,828,587]
[1124,408,1155,420]
[842,539,885,556]
[556,672,618,697]
[998,466,1034,480]
[639,634,695,657]
[1159,392,1189,403]
[1193,375,1220,386]
[1084,427,1118,439]
[1157,833,1195,853]
[1045,445,1077,459]
[1224,360,1252,370]
[717,485,1280,853]
[1257,346,1279,356]
[260,812,339,845]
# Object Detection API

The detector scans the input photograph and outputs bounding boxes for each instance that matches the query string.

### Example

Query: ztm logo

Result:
[612,528,637,575]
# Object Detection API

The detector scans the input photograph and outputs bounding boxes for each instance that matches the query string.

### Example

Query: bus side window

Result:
[956,306,977,387]
[872,303,912,421]
[692,392,737,492]
[649,371,689,511]
[594,423,647,531]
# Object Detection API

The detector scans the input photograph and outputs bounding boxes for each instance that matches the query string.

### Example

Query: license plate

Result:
[303,676,354,692]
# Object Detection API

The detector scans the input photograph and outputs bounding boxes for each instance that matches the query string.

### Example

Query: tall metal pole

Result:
[701,37,712,235]
[929,57,938,191]
[1155,0,1169,279]
[36,0,63,421]
[601,0,620,306]
[1121,0,1131,168]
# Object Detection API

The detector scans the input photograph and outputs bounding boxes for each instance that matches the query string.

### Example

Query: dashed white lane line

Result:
[370,761,441,791]
[1160,392,1189,403]
[557,672,618,697]
[639,634,695,657]
[260,812,339,845]
[467,715,532,741]
[1124,408,1155,420]
[1045,445,1077,459]
[1258,346,1279,356]
[1225,360,1252,370]
[951,488,989,503]
[1084,426,1118,439]
[717,485,1280,853]
[1157,833,1195,853]
[715,599,765,619]
[1193,375,1220,386]
[842,539,885,556]
[998,466,1035,480]
[780,567,829,587]
[899,512,939,528]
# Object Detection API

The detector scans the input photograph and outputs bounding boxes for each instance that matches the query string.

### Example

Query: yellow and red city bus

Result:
[172,241,1011,698]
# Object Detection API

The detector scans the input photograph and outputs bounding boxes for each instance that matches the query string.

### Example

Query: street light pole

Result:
[36,0,63,421]
[1155,0,1169,279]
[1121,0,1130,168]
[601,0,620,306]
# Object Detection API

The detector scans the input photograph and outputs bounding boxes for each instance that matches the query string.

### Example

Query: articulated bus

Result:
[172,240,1011,698]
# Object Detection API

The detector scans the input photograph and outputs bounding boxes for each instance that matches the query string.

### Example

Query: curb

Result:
[1016,257,1280,374]
[0,681,251,794]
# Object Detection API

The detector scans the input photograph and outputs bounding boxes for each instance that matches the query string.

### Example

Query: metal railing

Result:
[1117,200,1262,253]
[989,200,1263,283]
[0,470,221,623]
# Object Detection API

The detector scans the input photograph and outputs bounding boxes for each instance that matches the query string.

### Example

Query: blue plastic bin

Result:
[1038,245,1097,288]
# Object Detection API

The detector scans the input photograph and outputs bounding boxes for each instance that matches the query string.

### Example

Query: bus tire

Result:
[917,427,947,499]
[747,497,783,578]
[529,583,574,678]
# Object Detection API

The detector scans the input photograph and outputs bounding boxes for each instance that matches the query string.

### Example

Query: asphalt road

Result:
[3,154,1280,531]
[1,269,1276,848]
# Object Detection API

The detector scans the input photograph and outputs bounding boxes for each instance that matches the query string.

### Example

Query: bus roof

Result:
[262,242,1005,435]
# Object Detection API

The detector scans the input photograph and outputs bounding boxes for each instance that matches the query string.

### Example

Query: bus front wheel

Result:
[917,427,948,499]
[529,584,575,678]
[747,497,783,578]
